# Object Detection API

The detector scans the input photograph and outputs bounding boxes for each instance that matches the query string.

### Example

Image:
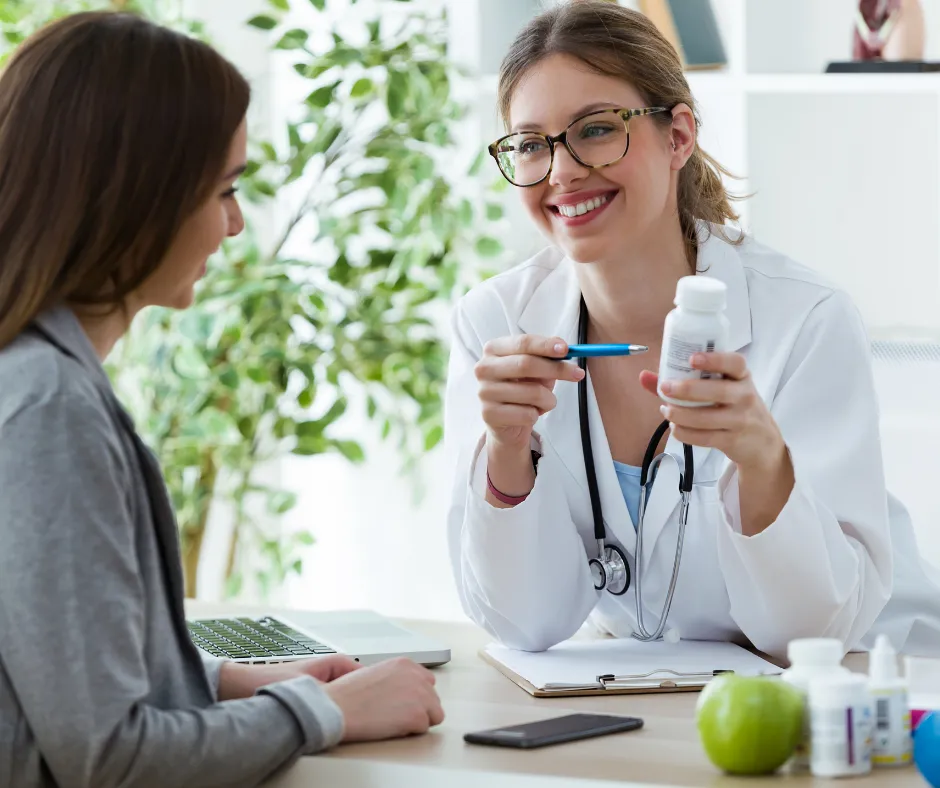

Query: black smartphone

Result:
[463,713,643,749]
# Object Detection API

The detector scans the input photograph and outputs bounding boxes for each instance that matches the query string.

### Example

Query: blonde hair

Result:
[497,0,741,265]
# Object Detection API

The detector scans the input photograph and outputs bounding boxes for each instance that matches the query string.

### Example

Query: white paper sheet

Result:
[484,638,781,692]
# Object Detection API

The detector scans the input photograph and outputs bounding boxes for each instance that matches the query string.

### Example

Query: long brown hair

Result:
[497,0,740,264]
[0,12,250,349]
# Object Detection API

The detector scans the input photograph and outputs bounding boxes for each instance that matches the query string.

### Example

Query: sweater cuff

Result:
[199,653,225,701]
[258,676,345,753]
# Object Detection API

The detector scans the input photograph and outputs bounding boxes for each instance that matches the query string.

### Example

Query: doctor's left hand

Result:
[638,351,786,474]
[640,352,795,535]
[218,655,361,700]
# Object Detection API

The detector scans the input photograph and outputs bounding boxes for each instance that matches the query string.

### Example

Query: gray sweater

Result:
[0,307,344,787]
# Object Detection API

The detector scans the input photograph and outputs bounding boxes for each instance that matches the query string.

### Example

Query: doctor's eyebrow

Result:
[510,102,622,134]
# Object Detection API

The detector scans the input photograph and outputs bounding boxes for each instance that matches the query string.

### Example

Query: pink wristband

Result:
[486,471,530,506]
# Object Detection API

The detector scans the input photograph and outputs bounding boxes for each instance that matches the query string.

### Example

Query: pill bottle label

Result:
[872,692,912,765]
[811,704,872,776]
[662,336,720,382]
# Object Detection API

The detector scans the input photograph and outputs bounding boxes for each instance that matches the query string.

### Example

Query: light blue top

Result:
[613,460,643,529]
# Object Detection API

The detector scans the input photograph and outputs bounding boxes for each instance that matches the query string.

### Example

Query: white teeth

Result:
[557,194,609,218]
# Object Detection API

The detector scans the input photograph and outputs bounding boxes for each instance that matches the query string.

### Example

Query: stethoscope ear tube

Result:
[681,443,694,492]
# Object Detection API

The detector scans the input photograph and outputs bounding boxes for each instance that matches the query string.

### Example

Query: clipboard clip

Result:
[598,668,734,689]
[542,668,733,692]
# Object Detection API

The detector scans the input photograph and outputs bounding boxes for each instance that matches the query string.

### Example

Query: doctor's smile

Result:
[547,188,620,227]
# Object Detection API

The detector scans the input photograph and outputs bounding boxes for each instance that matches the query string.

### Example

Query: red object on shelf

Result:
[852,0,925,62]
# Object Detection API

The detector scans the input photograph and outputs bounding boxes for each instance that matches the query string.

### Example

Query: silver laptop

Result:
[187,609,451,667]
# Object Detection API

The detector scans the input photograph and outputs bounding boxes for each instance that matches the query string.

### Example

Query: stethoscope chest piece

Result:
[589,542,630,595]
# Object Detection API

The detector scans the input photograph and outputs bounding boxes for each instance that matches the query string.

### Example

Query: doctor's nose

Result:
[549,143,589,190]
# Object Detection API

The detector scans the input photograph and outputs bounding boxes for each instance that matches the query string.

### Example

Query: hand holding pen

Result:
[474,335,648,455]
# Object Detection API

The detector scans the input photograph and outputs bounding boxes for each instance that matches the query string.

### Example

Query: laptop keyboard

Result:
[188,616,337,661]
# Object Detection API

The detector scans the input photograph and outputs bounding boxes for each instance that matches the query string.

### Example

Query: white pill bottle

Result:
[658,276,730,408]
[780,638,852,771]
[809,674,873,778]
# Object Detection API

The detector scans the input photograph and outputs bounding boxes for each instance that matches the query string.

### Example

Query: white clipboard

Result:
[481,637,782,697]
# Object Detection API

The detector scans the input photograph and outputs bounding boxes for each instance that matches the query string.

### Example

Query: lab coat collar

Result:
[518,223,753,567]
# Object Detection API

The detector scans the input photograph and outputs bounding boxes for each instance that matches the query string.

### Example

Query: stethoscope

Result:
[576,298,694,642]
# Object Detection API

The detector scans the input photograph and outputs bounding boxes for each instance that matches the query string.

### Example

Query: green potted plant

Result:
[0,0,505,598]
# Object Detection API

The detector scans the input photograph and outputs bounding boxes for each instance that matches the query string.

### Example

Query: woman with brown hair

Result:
[445,0,939,659]
[0,12,441,788]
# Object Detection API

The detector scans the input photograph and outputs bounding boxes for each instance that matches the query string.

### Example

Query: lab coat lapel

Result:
[517,257,637,555]
[639,227,753,569]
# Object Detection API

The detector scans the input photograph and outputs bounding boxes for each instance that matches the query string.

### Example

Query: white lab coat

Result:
[445,225,940,660]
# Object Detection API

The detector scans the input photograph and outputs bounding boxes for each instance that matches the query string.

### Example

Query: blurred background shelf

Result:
[745,73,940,94]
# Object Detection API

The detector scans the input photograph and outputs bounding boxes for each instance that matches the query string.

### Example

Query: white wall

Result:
[746,90,940,335]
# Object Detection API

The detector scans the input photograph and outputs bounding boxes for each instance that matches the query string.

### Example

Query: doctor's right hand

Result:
[475,335,585,452]
[325,657,444,742]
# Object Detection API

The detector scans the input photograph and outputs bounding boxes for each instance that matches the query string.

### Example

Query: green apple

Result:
[696,674,803,775]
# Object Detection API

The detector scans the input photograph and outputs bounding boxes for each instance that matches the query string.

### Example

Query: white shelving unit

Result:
[447,0,940,341]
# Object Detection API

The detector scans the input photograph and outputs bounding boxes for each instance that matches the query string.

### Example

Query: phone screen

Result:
[464,713,643,749]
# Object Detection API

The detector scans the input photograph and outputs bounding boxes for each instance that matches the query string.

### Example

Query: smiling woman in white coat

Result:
[444,0,940,660]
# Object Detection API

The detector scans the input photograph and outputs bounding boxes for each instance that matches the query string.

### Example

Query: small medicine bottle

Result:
[809,674,873,778]
[868,634,912,767]
[781,638,852,771]
[658,276,729,408]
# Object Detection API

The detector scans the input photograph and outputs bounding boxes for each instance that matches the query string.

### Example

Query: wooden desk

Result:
[187,604,925,787]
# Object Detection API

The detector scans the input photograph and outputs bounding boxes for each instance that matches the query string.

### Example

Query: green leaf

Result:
[335,440,365,463]
[350,78,373,98]
[321,397,347,425]
[276,28,308,50]
[305,82,338,109]
[386,70,408,119]
[268,0,290,9]
[469,150,485,176]
[172,345,209,379]
[291,558,304,575]
[486,202,504,220]
[309,0,326,9]
[260,141,277,160]
[295,531,316,546]
[294,433,328,455]
[267,491,298,515]
[247,14,279,30]
[475,236,504,257]
[457,198,472,228]
[424,424,443,451]
[219,367,239,389]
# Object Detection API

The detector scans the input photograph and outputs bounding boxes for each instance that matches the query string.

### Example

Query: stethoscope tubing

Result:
[575,296,694,641]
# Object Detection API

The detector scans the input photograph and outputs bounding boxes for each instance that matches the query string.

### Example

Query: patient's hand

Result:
[218,655,361,700]
[325,657,445,742]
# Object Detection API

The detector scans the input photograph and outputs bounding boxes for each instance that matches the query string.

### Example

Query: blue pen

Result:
[564,343,649,359]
